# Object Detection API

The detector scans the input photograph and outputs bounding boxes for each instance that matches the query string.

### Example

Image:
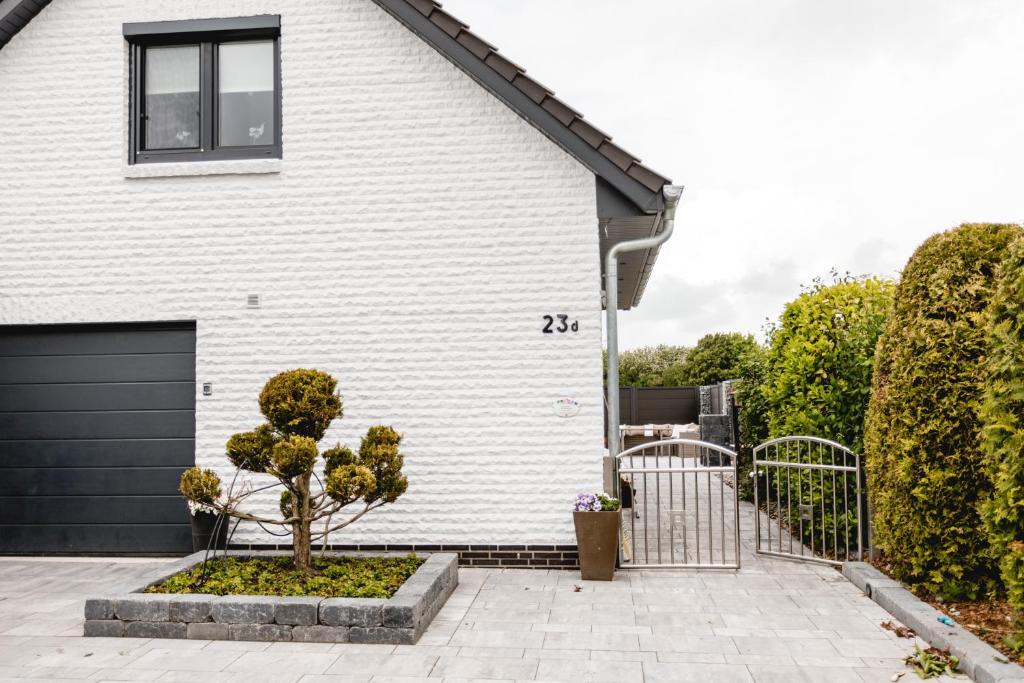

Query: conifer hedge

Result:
[980,237,1024,644]
[865,223,1023,599]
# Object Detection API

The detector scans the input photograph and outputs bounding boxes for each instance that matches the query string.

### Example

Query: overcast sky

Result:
[441,0,1024,349]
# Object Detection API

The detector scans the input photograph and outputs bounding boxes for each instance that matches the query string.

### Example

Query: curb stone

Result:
[844,562,1024,683]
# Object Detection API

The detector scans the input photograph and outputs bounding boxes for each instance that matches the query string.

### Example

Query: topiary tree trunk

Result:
[178,369,408,574]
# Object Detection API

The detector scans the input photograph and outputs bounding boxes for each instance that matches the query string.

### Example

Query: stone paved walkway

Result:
[0,553,964,682]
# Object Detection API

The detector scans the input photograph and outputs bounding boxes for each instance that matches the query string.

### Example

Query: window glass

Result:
[218,41,275,147]
[144,46,200,150]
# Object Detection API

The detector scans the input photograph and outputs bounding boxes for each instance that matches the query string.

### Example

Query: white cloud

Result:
[441,0,1024,347]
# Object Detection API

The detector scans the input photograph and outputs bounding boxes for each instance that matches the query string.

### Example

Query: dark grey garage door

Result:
[0,322,196,554]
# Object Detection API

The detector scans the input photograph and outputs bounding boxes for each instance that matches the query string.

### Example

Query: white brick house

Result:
[0,0,674,561]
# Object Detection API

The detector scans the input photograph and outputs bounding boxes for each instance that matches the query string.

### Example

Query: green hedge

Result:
[980,236,1024,642]
[865,223,1023,600]
[764,276,894,454]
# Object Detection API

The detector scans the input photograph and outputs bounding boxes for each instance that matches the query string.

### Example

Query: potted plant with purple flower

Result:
[573,492,621,580]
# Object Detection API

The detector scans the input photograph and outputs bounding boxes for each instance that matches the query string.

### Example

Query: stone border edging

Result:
[83,550,458,645]
[843,562,1024,683]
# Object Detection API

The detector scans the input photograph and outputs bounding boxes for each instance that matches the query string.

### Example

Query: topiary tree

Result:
[179,369,408,574]
[667,332,759,387]
[764,275,894,454]
[980,237,1024,648]
[865,223,1023,599]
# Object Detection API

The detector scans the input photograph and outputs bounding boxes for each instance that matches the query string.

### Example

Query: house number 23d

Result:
[542,314,579,334]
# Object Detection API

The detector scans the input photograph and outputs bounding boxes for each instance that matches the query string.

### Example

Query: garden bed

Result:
[83,550,457,644]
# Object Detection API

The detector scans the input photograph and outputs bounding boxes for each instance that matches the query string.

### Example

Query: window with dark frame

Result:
[124,16,281,164]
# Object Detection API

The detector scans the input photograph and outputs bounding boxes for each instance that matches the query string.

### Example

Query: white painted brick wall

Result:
[0,0,605,545]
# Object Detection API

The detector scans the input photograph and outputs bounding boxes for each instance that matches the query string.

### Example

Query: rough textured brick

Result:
[274,596,322,625]
[169,595,214,623]
[382,594,423,629]
[349,625,418,645]
[114,595,170,622]
[125,621,188,639]
[320,597,384,627]
[84,620,124,637]
[212,596,275,624]
[291,625,350,643]
[187,622,231,640]
[0,0,605,549]
[229,623,292,642]
[84,598,114,621]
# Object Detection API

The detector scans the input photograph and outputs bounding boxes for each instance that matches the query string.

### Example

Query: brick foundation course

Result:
[83,551,457,645]
[229,543,580,569]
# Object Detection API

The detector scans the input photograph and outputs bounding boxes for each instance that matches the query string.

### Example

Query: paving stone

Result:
[291,625,350,643]
[114,595,171,621]
[212,596,275,624]
[83,619,125,637]
[168,595,214,623]
[229,623,293,642]
[187,622,230,640]
[125,621,188,639]
[274,596,322,626]
[319,597,385,627]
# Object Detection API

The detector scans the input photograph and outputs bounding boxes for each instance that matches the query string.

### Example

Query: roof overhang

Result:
[0,0,49,49]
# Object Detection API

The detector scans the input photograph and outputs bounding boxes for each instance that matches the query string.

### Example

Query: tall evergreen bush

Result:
[981,237,1024,647]
[865,223,1022,599]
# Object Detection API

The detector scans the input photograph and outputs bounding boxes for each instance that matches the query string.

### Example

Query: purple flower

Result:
[573,493,601,512]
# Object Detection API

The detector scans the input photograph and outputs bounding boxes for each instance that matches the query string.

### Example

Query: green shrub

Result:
[733,345,769,502]
[865,223,1023,599]
[764,276,894,454]
[667,332,759,386]
[606,345,690,387]
[980,237,1024,642]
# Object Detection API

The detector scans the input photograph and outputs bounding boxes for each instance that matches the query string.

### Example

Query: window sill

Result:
[122,158,282,179]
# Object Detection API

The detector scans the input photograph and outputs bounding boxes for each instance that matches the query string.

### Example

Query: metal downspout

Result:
[605,185,684,458]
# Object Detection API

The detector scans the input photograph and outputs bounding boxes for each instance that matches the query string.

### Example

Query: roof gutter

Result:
[605,184,683,457]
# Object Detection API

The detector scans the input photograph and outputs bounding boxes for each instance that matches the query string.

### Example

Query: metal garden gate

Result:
[752,436,866,565]
[616,439,741,569]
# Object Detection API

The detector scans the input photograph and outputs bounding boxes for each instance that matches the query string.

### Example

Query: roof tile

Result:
[405,0,438,17]
[627,163,671,193]
[511,74,551,105]
[428,9,466,38]
[569,118,610,148]
[455,30,495,60]
[540,98,579,127]
[484,52,522,81]
[598,141,636,172]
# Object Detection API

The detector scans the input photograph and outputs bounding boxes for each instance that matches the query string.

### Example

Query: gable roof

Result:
[0,0,49,49]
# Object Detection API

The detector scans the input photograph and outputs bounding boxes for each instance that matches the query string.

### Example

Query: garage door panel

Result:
[0,383,194,412]
[0,353,195,385]
[0,525,193,554]
[0,322,195,554]
[0,439,195,468]
[0,410,195,440]
[0,496,188,524]
[0,466,188,496]
[0,326,196,357]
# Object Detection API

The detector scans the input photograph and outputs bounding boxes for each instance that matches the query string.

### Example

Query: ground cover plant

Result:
[865,223,1023,600]
[179,369,408,574]
[145,554,423,599]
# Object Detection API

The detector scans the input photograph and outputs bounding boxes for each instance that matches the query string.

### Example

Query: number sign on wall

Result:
[542,314,579,334]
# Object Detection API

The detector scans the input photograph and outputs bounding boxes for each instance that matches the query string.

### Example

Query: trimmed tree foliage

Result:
[764,276,894,454]
[666,332,759,386]
[980,237,1024,644]
[865,223,1023,599]
[180,369,408,574]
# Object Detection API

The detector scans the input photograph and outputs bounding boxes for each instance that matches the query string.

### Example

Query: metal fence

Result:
[616,438,741,569]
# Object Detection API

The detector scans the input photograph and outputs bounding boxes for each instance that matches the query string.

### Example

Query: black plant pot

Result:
[190,511,228,552]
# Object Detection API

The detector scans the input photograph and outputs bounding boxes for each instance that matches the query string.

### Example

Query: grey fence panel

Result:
[606,387,700,434]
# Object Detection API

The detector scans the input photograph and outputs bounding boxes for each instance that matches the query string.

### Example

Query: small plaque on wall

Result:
[553,397,581,418]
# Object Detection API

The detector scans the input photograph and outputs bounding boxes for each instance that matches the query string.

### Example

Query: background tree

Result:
[179,369,408,574]
[669,332,759,386]
[763,275,894,454]
[980,237,1024,649]
[605,344,690,387]
[865,223,1022,599]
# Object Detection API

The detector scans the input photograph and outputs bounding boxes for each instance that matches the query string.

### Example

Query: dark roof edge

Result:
[371,0,667,214]
[0,0,49,50]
